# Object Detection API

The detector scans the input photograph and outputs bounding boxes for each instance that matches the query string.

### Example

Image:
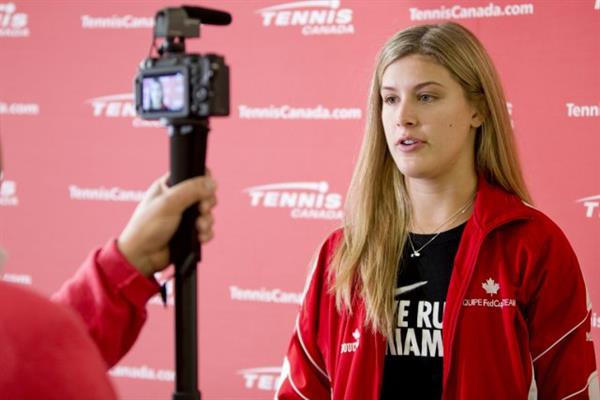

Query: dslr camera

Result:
[134,6,230,120]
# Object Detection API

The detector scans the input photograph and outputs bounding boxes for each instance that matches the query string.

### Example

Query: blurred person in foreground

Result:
[275,22,598,399]
[0,138,217,399]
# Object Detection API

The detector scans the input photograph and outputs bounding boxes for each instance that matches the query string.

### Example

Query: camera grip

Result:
[168,122,208,269]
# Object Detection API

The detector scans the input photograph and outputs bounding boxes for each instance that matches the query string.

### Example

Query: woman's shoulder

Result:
[322,227,345,254]
[478,180,570,245]
[487,199,579,271]
[512,201,572,245]
[302,227,345,289]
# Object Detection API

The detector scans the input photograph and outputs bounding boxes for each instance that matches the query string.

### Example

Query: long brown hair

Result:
[330,22,531,336]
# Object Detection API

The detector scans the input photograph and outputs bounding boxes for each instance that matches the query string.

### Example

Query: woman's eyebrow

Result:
[380,81,445,92]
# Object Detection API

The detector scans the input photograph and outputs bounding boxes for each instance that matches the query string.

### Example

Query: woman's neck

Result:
[406,171,477,234]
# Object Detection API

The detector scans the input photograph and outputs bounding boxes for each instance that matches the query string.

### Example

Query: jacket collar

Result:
[470,176,532,234]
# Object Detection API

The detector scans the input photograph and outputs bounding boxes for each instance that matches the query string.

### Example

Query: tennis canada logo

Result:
[2,272,32,285]
[86,93,161,128]
[0,101,39,115]
[68,184,145,202]
[408,2,534,21]
[0,179,18,206]
[229,285,303,305]
[244,181,343,220]
[463,278,516,308]
[80,14,153,29]
[0,3,29,37]
[577,194,600,219]
[109,365,174,382]
[237,366,282,391]
[256,0,354,36]
[566,102,600,118]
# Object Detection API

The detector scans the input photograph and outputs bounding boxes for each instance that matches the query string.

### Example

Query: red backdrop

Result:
[1,1,599,399]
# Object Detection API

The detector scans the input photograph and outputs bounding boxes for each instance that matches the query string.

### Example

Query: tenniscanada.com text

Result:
[409,2,534,21]
[238,104,361,120]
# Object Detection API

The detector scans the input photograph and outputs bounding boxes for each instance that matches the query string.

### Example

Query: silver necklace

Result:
[408,196,475,258]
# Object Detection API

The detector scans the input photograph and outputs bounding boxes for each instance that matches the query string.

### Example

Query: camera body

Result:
[135,53,229,120]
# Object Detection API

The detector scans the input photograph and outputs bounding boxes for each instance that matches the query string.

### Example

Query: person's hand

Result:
[117,173,217,277]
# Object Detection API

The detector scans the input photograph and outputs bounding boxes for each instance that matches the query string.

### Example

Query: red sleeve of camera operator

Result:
[52,238,161,367]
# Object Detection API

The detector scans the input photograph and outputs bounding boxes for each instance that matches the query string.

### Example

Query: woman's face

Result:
[380,54,482,182]
[149,80,164,110]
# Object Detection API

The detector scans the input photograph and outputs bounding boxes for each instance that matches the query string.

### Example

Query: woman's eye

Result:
[418,94,435,103]
[384,96,398,105]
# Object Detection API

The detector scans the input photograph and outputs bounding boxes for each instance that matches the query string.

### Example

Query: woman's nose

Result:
[396,100,417,127]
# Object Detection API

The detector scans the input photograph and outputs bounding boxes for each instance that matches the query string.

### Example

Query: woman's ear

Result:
[470,103,484,129]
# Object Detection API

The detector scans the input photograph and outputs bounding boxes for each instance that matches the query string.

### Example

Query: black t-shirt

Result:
[379,223,466,400]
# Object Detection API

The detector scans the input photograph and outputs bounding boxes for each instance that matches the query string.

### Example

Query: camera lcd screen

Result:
[141,73,185,114]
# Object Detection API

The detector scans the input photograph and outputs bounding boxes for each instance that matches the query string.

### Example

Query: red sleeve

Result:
[52,239,160,367]
[526,222,598,399]
[0,281,118,400]
[275,234,339,399]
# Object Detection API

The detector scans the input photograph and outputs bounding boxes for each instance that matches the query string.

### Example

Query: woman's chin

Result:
[395,163,433,180]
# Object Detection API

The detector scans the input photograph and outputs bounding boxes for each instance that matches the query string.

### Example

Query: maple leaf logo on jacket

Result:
[482,278,500,295]
[341,329,361,353]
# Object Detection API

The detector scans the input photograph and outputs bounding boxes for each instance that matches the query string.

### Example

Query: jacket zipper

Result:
[441,214,528,398]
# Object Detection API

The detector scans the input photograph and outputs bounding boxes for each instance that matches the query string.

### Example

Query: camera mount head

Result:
[153,6,232,55]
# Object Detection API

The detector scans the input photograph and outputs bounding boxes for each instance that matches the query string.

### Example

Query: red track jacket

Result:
[0,281,118,399]
[276,179,598,399]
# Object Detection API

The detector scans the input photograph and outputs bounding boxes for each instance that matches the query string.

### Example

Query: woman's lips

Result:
[395,137,425,152]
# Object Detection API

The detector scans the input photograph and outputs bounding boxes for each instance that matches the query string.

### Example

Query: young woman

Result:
[276,22,597,399]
